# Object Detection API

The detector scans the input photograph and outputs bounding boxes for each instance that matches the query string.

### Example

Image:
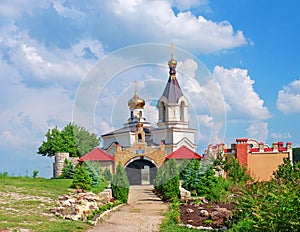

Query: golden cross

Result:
[134,80,137,92]
[170,42,174,57]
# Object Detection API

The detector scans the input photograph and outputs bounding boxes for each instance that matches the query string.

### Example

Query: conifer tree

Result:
[111,163,130,203]
[71,164,91,190]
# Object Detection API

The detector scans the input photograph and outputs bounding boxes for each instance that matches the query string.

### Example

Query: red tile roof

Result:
[166,145,202,160]
[78,148,114,162]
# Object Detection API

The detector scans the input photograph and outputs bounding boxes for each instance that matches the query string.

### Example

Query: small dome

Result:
[168,54,177,68]
[128,90,145,109]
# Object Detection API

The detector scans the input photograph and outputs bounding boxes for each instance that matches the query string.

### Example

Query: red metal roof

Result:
[78,148,114,162]
[166,145,202,160]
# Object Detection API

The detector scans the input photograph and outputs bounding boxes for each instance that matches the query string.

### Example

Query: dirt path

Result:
[88,185,168,232]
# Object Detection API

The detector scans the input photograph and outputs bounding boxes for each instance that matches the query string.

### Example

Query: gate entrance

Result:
[125,157,157,185]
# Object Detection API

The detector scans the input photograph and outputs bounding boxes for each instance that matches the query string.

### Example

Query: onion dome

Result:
[128,89,145,110]
[168,54,177,79]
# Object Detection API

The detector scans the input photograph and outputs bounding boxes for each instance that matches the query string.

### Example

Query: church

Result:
[53,52,293,184]
[77,52,202,185]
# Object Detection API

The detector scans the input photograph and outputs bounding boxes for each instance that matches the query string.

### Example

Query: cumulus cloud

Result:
[0,23,104,89]
[104,0,246,53]
[247,122,269,142]
[276,78,300,114]
[0,22,105,148]
[212,66,270,120]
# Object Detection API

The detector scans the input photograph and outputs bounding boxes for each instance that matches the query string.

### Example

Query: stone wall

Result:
[53,152,79,178]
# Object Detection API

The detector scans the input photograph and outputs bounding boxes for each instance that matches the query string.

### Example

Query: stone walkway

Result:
[88,185,168,232]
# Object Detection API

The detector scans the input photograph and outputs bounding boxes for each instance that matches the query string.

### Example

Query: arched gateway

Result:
[114,123,166,185]
[125,157,157,185]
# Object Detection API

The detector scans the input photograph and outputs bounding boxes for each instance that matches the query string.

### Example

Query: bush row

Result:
[154,158,180,201]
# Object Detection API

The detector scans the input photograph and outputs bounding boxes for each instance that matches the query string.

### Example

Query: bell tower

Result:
[157,46,189,128]
[153,46,196,155]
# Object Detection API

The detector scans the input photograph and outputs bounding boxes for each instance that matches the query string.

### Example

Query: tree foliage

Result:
[111,163,130,203]
[154,158,180,201]
[60,159,75,179]
[38,123,100,157]
[83,161,102,188]
[223,155,252,184]
[103,168,113,182]
[292,147,300,162]
[180,158,230,201]
[231,159,300,231]
[71,164,91,190]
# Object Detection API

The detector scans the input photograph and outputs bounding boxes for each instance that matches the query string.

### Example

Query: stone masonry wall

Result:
[53,152,79,178]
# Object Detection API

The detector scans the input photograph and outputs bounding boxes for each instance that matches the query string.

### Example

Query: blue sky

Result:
[1,0,300,177]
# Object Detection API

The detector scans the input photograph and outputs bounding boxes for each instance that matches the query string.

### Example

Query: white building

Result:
[101,53,196,156]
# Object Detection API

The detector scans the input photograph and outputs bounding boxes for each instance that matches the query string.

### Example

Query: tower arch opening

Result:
[125,157,158,185]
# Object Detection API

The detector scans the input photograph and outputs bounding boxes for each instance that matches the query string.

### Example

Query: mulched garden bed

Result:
[180,199,235,230]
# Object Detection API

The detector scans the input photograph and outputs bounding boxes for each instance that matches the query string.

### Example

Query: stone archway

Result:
[125,157,157,185]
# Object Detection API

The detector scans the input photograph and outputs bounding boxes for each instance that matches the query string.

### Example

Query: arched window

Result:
[162,102,166,122]
[180,101,185,122]
[138,133,142,142]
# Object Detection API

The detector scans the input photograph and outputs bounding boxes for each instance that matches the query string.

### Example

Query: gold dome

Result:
[168,54,177,68]
[128,90,145,109]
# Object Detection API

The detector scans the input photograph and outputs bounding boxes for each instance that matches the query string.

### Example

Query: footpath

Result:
[88,185,168,232]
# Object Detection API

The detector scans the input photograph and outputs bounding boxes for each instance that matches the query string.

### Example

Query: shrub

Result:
[111,163,130,203]
[60,159,75,179]
[71,164,91,190]
[32,170,39,178]
[181,158,231,201]
[103,168,113,182]
[231,160,300,231]
[154,167,164,193]
[84,161,102,188]
[154,159,179,201]
[0,172,8,178]
[223,155,252,184]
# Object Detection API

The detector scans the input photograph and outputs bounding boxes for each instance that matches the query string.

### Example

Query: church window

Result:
[180,101,185,121]
[138,133,142,142]
[162,103,166,122]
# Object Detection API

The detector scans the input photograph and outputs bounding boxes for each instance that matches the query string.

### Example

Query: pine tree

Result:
[71,164,91,190]
[103,168,113,182]
[111,163,130,203]
[84,161,102,188]
[60,159,75,179]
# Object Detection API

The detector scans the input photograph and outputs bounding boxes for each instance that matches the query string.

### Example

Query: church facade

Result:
[99,53,199,184]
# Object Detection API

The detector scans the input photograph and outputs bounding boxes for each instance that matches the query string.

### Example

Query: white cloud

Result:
[0,22,105,148]
[247,122,269,142]
[0,23,104,89]
[110,0,247,53]
[198,114,213,127]
[212,66,270,120]
[270,132,292,140]
[52,1,84,20]
[0,0,47,18]
[277,78,300,114]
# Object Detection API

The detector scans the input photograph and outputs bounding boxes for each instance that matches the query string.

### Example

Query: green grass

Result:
[0,175,109,232]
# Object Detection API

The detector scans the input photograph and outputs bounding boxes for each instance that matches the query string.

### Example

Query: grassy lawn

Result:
[0,176,107,232]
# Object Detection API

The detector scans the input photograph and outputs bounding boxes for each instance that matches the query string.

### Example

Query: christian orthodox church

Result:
[101,52,197,156]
